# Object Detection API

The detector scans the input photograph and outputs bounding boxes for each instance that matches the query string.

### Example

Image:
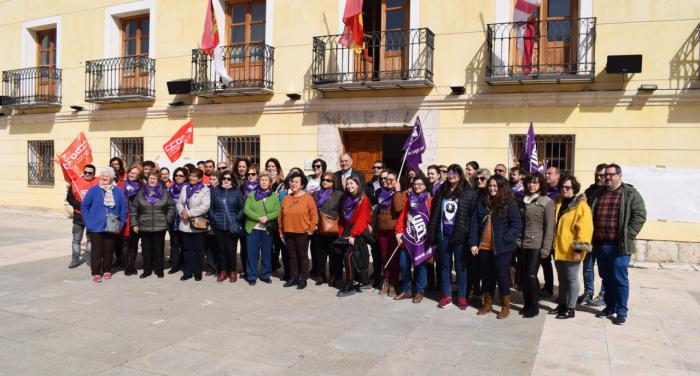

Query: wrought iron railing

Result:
[312,28,434,86]
[486,17,596,81]
[27,140,54,186]
[85,56,155,101]
[1,67,61,107]
[191,43,274,93]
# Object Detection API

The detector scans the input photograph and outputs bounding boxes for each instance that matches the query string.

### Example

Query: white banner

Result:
[621,166,700,223]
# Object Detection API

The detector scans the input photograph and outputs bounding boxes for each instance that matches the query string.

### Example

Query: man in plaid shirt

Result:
[588,163,646,325]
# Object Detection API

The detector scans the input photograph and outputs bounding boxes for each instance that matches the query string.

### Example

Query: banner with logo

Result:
[163,121,194,162]
[57,132,93,183]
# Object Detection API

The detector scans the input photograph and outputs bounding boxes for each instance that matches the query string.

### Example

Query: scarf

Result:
[143,184,164,204]
[403,191,433,266]
[377,186,396,211]
[254,187,273,201]
[315,188,333,208]
[169,182,185,200]
[431,181,441,196]
[342,195,361,222]
[243,180,258,197]
[100,184,116,208]
[185,182,205,207]
[123,179,141,198]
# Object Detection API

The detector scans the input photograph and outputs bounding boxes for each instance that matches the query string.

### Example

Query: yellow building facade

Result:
[1,0,699,256]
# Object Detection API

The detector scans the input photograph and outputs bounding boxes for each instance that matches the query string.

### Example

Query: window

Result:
[510,134,575,175]
[111,137,144,166]
[27,140,54,186]
[218,136,260,167]
[121,15,149,58]
[36,29,56,68]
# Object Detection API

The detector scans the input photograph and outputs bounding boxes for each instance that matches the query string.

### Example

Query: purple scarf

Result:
[185,182,205,206]
[124,179,141,198]
[169,182,185,200]
[431,181,442,196]
[342,195,361,222]
[403,191,433,266]
[315,188,333,208]
[243,180,258,198]
[254,187,273,201]
[143,184,164,204]
[377,186,396,211]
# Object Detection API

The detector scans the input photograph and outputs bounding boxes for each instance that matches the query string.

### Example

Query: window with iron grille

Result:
[509,134,575,176]
[27,140,54,186]
[110,137,143,166]
[217,136,260,168]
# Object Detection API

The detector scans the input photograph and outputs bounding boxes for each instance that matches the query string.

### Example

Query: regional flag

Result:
[163,121,194,163]
[339,0,366,55]
[513,0,540,74]
[201,0,233,85]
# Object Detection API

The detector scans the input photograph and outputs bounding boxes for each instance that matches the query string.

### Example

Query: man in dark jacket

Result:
[588,163,646,325]
[364,160,385,205]
[66,164,98,268]
[582,163,608,306]
[333,153,366,191]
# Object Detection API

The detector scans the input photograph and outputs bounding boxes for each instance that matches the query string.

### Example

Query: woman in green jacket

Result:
[244,172,280,285]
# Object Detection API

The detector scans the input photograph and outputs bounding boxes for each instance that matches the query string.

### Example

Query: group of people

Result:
[67,153,646,324]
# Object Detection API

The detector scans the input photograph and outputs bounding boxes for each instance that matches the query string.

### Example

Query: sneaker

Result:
[595,308,614,318]
[582,293,593,305]
[437,296,453,308]
[103,272,112,280]
[68,260,80,269]
[92,275,102,283]
[456,296,469,310]
[613,316,626,325]
[590,295,606,307]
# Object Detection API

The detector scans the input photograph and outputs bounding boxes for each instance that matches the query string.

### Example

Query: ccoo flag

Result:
[57,132,93,183]
[518,122,540,173]
[402,116,427,173]
[163,121,194,162]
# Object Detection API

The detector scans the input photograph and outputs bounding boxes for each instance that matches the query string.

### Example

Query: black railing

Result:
[85,56,155,101]
[486,17,596,82]
[191,43,274,93]
[312,28,434,86]
[1,67,61,107]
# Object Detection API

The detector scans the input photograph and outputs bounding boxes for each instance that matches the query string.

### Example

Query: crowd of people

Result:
[66,153,646,324]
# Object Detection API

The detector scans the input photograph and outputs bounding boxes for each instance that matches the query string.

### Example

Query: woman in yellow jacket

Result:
[552,176,593,319]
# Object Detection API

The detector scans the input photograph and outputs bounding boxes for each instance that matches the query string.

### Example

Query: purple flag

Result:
[402,117,426,173]
[401,192,434,266]
[519,122,540,173]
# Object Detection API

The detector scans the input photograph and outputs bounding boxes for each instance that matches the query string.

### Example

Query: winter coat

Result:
[469,199,523,256]
[428,182,477,245]
[520,194,556,257]
[553,194,593,262]
[209,186,245,232]
[243,193,280,234]
[81,185,128,234]
[587,183,647,255]
[129,190,176,233]
[176,185,211,233]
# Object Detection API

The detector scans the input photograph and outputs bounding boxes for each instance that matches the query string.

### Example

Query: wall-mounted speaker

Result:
[167,79,192,95]
[606,55,643,74]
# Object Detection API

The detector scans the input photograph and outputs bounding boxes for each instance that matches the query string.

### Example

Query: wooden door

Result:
[344,133,383,182]
[227,0,266,87]
[36,29,56,99]
[380,0,409,79]
[121,16,150,94]
[538,0,578,73]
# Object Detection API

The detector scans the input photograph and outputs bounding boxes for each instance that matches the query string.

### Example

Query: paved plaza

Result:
[0,208,698,376]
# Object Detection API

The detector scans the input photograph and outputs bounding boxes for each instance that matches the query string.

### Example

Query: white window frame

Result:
[20,16,61,68]
[104,0,156,59]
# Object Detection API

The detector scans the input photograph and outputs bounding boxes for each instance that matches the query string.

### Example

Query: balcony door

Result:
[538,0,578,73]
[36,29,57,100]
[356,0,410,81]
[227,0,266,87]
[121,15,150,95]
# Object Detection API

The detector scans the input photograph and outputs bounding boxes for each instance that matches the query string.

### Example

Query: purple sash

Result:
[143,184,164,204]
[254,187,272,201]
[431,181,441,197]
[402,192,433,266]
[185,182,205,207]
[377,187,395,211]
[315,188,332,208]
[169,182,184,200]
[243,180,258,197]
[124,179,141,198]
[342,196,361,222]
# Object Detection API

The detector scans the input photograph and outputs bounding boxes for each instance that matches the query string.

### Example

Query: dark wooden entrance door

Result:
[343,131,410,182]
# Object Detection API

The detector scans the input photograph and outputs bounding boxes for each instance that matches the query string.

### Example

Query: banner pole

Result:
[383,244,401,270]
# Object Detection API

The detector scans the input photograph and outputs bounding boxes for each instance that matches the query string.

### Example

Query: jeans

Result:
[399,249,427,295]
[518,248,541,311]
[71,223,91,262]
[479,250,512,297]
[438,235,466,298]
[583,246,606,297]
[596,242,631,317]
[247,229,273,281]
[182,232,206,278]
[141,231,166,275]
[555,260,581,308]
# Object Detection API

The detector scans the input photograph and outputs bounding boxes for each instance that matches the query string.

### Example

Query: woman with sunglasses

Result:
[243,172,279,285]
[335,175,372,297]
[209,170,245,283]
[470,175,523,319]
[118,163,144,276]
[551,176,593,319]
[237,164,258,278]
[203,171,221,276]
[167,167,188,274]
[312,172,343,286]
[428,164,478,310]
[306,158,327,194]
[374,169,404,297]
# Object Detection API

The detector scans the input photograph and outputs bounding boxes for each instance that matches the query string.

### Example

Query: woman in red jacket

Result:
[335,175,372,297]
[395,177,433,303]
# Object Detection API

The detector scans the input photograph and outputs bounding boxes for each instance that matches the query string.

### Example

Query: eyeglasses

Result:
[560,185,573,191]
[595,174,606,178]
[83,171,94,175]
[446,173,458,178]
[222,177,233,181]
[322,179,334,183]
[218,167,226,171]
[247,173,257,177]
[478,176,487,181]
[372,166,383,170]
[174,174,185,178]
[440,169,447,173]
[603,173,619,177]
[313,164,322,169]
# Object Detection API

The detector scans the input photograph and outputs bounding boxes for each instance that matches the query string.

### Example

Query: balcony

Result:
[191,43,274,96]
[85,56,155,103]
[486,17,596,84]
[1,67,61,109]
[312,28,434,91]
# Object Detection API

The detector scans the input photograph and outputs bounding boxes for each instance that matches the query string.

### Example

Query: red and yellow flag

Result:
[200,0,220,57]
[339,0,365,55]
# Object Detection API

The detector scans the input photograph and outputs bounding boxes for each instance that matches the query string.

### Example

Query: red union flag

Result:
[163,121,194,162]
[57,132,93,183]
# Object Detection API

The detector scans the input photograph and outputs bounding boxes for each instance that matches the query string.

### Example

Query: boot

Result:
[477,293,493,316]
[379,279,389,296]
[497,295,511,319]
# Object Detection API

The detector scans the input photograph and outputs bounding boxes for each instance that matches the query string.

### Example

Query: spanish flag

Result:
[339,0,366,55]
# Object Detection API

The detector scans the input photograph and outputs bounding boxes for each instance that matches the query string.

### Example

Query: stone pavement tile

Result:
[180,328,257,355]
[302,305,369,330]
[459,346,535,375]
[230,332,322,368]
[204,356,285,376]
[25,325,117,354]
[349,313,421,338]
[470,327,542,354]
[407,317,478,346]
[660,263,695,271]
[223,311,291,336]
[366,354,461,376]
[327,330,405,356]
[0,310,58,341]
[677,349,700,373]
[99,366,165,376]
[605,324,672,348]
[1,298,87,324]
[69,331,174,368]
[267,322,343,346]
[288,346,382,376]
[0,337,113,376]
[79,306,166,336]
[392,337,465,367]
[607,341,686,371]
[541,317,607,342]
[611,363,690,376]
[538,333,608,359]
[124,343,234,376]
[532,354,612,376]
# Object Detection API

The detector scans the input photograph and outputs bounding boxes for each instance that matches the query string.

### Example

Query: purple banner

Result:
[402,117,426,173]
[401,192,433,266]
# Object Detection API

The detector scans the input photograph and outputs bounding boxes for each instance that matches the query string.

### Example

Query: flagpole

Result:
[383,244,401,270]
[397,147,410,181]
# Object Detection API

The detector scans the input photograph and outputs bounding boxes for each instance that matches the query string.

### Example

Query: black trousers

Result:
[168,229,183,270]
[336,240,369,287]
[540,252,554,293]
[89,232,116,276]
[214,230,238,273]
[182,232,206,277]
[518,248,541,311]
[285,233,310,281]
[204,233,218,273]
[122,231,140,272]
[273,234,290,278]
[479,250,513,297]
[113,236,123,266]
[141,231,166,274]
[467,248,481,295]
[312,233,338,281]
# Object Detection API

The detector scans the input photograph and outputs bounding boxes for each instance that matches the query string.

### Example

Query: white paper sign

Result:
[621,166,700,223]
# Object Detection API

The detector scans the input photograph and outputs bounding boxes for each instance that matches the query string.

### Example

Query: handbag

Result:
[319,212,339,236]
[261,198,278,234]
[223,200,245,237]
[105,209,122,234]
[190,217,210,230]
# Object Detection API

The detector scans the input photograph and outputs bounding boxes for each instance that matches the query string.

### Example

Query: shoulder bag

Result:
[261,198,279,234]
[319,212,339,236]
